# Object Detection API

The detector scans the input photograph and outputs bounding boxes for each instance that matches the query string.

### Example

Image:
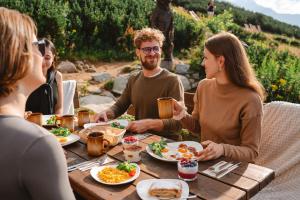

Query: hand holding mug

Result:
[172,99,187,120]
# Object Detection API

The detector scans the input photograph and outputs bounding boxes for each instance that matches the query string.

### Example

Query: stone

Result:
[177,74,191,91]
[160,60,174,71]
[75,61,84,66]
[112,73,131,94]
[92,72,112,83]
[83,64,89,70]
[80,103,115,114]
[57,61,78,73]
[85,68,96,73]
[191,82,198,89]
[85,65,96,73]
[80,95,115,106]
[86,85,102,94]
[100,90,117,100]
[175,64,190,74]
[192,73,200,79]
[75,64,83,71]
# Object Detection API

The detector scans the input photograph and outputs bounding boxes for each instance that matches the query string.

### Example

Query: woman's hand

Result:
[172,99,186,120]
[197,140,224,161]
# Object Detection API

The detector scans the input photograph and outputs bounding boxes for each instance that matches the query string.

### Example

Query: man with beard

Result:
[94,28,184,136]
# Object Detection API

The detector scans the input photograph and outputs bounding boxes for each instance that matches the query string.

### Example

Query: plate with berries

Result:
[146,139,203,162]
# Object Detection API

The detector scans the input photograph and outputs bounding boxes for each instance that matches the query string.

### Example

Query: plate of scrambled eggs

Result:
[90,163,140,185]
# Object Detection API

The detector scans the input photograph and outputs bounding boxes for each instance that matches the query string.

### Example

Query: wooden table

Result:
[64,134,274,200]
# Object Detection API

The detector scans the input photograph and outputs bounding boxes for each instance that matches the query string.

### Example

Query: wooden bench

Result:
[73,83,80,109]
[184,92,194,114]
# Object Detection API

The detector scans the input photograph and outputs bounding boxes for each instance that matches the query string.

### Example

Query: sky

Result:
[219,0,300,27]
[253,0,300,14]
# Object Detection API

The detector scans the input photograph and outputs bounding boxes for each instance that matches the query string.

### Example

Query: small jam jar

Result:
[177,159,198,181]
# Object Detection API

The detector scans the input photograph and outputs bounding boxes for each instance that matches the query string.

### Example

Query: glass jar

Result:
[122,136,142,162]
[177,159,198,181]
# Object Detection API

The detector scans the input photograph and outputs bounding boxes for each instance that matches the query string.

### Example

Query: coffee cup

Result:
[78,110,90,127]
[157,97,173,119]
[26,113,43,126]
[87,132,110,156]
[60,115,75,132]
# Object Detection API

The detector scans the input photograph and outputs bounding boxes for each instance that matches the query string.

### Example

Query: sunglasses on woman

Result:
[32,39,46,56]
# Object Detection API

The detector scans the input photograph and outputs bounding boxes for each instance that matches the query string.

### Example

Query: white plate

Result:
[146,141,203,162]
[56,133,80,146]
[83,119,129,129]
[90,163,140,185]
[136,179,189,200]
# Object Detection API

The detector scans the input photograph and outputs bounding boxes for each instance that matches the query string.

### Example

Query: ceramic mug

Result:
[27,113,43,126]
[78,110,90,127]
[59,115,75,132]
[157,97,173,119]
[87,132,110,156]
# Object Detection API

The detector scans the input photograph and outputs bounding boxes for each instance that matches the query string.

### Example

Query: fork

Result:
[214,162,241,177]
[68,154,107,172]
[79,159,117,171]
[207,161,227,171]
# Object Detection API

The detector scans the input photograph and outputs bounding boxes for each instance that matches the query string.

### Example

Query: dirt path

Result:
[62,61,134,82]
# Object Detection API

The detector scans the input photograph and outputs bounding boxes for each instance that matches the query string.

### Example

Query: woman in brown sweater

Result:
[173,32,265,162]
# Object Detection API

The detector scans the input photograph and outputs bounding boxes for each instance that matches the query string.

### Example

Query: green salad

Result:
[50,127,71,137]
[148,138,167,157]
[117,161,136,172]
[110,122,125,129]
[117,114,135,121]
[46,115,57,125]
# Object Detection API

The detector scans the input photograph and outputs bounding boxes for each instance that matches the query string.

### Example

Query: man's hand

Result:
[197,140,224,161]
[92,111,108,123]
[126,119,163,133]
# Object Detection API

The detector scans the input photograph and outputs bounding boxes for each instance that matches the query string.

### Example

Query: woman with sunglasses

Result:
[0,7,75,199]
[26,38,63,115]
[173,32,264,163]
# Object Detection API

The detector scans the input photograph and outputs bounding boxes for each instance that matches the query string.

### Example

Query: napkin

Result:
[202,161,240,179]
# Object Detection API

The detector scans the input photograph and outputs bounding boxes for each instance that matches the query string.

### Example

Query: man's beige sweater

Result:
[181,78,263,162]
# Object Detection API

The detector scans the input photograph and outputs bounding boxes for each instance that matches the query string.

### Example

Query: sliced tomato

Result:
[128,169,136,176]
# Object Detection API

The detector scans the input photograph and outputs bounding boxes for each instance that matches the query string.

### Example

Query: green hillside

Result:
[0,0,299,103]
[173,0,300,39]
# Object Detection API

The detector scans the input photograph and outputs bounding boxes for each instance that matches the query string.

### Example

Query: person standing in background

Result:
[151,0,174,68]
[207,0,216,17]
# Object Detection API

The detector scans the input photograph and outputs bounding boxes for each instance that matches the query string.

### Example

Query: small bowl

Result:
[79,125,126,146]
[104,128,126,146]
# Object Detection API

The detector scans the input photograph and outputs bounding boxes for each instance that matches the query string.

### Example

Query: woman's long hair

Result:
[0,7,37,97]
[43,38,57,72]
[205,32,265,101]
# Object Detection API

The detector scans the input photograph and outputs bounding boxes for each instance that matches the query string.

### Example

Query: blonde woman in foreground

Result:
[173,32,265,163]
[0,7,75,199]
